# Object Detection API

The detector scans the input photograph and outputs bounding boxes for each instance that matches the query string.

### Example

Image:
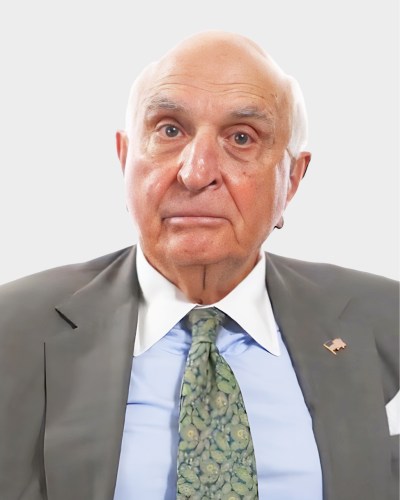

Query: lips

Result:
[160,199,230,222]
[163,213,225,219]
[162,213,228,227]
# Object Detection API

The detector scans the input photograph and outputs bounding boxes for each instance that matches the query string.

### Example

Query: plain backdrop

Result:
[0,0,398,284]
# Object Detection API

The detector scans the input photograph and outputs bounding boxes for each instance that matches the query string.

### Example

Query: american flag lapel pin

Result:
[323,338,347,355]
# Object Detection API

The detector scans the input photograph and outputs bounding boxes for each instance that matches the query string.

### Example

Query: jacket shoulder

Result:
[266,252,398,296]
[266,252,399,328]
[0,247,133,334]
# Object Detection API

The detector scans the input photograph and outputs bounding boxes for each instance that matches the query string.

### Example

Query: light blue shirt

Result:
[113,248,323,499]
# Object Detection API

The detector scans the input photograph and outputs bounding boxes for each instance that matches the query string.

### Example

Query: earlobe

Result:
[116,130,129,173]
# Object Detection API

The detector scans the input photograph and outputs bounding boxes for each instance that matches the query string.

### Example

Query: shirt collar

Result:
[135,244,280,357]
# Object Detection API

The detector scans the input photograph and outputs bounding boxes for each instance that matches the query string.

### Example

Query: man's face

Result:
[119,38,306,273]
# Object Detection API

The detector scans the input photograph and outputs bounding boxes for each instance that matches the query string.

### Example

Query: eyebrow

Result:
[145,96,186,113]
[144,97,274,127]
[229,107,275,127]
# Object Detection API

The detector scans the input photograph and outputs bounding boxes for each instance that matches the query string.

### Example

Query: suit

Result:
[0,245,398,500]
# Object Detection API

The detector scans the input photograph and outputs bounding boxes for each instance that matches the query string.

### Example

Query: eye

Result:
[233,132,252,146]
[162,124,181,138]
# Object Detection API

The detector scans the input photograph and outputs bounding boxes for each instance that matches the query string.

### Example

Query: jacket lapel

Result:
[44,247,139,500]
[265,253,393,500]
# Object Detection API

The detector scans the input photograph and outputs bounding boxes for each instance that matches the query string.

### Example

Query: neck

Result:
[144,251,260,304]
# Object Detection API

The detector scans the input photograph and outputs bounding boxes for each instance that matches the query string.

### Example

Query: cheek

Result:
[124,154,172,223]
[231,165,289,228]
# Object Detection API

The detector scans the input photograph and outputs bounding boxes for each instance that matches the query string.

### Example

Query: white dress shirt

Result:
[113,246,324,499]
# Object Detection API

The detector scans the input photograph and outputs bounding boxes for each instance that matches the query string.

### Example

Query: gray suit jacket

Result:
[0,246,398,500]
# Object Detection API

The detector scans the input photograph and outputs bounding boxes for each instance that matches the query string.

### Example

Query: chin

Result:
[162,239,234,267]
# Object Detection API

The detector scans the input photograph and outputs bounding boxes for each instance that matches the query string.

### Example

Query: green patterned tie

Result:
[177,307,259,499]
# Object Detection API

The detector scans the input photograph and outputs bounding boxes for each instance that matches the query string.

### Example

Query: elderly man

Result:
[0,31,398,500]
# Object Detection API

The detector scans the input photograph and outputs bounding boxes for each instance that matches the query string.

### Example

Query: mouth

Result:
[163,215,227,226]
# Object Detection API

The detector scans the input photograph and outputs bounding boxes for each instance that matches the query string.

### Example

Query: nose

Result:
[177,132,223,192]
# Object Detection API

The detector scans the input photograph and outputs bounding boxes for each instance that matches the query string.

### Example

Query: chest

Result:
[113,327,323,499]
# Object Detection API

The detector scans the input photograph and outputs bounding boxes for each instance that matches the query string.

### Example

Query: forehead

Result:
[135,43,289,121]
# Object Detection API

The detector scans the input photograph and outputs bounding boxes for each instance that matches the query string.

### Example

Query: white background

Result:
[0,0,398,284]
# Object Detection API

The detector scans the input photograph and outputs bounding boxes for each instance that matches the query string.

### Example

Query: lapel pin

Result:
[323,338,347,355]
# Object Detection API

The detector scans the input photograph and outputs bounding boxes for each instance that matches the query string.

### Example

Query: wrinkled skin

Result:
[117,32,310,304]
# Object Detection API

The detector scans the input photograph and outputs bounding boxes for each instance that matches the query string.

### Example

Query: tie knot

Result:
[187,307,225,344]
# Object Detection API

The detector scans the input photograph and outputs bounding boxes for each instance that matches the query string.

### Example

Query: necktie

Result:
[177,307,259,499]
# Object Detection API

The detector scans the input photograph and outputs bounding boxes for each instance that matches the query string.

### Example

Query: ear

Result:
[116,130,129,173]
[285,151,311,205]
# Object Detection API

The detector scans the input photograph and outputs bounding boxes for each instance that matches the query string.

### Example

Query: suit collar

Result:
[55,247,139,329]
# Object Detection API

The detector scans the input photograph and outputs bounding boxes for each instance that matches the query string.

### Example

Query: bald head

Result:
[125,31,308,158]
[117,30,312,298]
